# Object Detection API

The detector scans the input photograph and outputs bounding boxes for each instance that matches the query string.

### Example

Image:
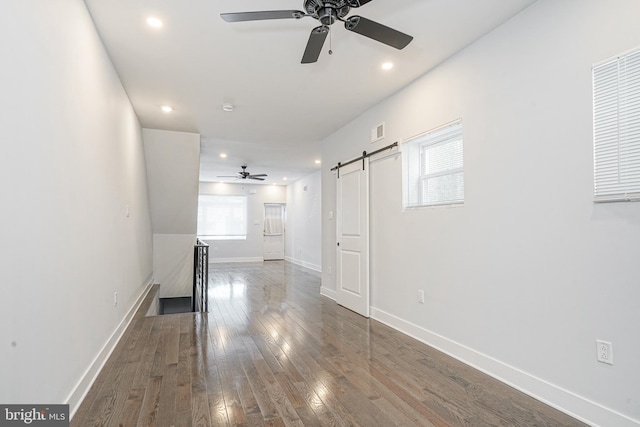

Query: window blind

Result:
[593,48,640,202]
[402,120,464,208]
[264,204,284,235]
[197,195,247,240]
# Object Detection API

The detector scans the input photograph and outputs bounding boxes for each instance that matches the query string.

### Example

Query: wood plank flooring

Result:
[72,261,586,426]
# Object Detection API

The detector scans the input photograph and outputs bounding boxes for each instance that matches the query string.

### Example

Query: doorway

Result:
[263,203,285,261]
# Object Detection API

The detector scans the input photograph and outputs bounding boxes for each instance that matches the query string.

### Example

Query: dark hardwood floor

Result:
[72,261,586,426]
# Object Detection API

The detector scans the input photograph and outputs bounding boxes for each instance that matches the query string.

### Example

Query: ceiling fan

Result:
[218,165,268,181]
[221,0,413,64]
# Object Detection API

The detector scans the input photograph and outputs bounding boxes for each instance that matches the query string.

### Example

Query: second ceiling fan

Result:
[221,0,413,64]
[218,165,268,181]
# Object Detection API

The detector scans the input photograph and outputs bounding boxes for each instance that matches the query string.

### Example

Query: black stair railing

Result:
[193,239,209,312]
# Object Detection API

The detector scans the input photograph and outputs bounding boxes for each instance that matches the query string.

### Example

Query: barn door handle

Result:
[337,242,340,247]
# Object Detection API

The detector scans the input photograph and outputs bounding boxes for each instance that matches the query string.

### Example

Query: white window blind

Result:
[197,195,247,240]
[402,120,464,208]
[593,48,640,202]
[264,204,284,236]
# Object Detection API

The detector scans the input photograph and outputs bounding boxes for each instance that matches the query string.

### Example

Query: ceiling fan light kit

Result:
[221,0,413,64]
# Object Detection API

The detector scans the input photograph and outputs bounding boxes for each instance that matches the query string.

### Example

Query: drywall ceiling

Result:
[84,0,536,184]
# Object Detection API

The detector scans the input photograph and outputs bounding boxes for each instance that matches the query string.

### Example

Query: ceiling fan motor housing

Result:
[304,0,350,25]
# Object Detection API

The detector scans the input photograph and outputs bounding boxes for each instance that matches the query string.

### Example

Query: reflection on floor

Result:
[71,261,585,426]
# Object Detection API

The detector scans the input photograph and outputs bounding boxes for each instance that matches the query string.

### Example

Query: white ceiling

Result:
[84,0,536,184]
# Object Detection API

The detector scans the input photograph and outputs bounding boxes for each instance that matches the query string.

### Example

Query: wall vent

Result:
[371,122,385,143]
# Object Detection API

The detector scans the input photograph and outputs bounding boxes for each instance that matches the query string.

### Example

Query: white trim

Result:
[370,307,640,427]
[209,257,264,263]
[66,277,156,419]
[402,201,465,211]
[400,118,463,148]
[320,286,337,301]
[285,256,321,272]
[594,194,640,203]
[593,43,640,68]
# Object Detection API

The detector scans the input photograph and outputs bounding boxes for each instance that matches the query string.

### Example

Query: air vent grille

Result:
[371,122,385,143]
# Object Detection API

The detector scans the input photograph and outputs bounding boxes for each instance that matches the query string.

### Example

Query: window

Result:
[593,48,640,202]
[402,120,464,208]
[197,195,247,240]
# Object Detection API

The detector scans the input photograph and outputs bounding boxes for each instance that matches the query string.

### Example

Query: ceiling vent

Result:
[371,122,385,143]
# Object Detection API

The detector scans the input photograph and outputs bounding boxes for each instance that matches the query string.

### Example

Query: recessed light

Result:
[382,62,394,71]
[220,153,227,159]
[147,17,163,28]
[283,177,288,181]
[222,104,234,112]
[161,105,173,113]
[315,159,321,165]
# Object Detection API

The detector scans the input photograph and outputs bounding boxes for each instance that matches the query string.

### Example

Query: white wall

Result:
[199,182,286,261]
[0,0,153,414]
[143,129,200,298]
[321,1,640,425]
[285,171,322,271]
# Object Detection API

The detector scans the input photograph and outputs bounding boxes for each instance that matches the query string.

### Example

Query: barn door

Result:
[336,160,369,317]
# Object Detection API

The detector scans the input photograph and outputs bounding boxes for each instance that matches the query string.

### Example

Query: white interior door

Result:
[263,203,285,261]
[336,159,370,318]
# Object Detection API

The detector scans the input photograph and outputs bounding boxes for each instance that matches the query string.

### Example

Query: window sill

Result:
[403,202,464,211]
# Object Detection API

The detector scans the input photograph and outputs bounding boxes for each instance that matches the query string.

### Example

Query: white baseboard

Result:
[320,286,336,301]
[209,257,264,263]
[285,256,321,272]
[370,307,639,427]
[66,277,155,419]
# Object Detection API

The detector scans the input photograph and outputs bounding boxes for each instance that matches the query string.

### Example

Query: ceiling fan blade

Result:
[344,16,413,50]
[302,26,329,64]
[248,174,268,178]
[347,0,374,7]
[249,177,266,181]
[217,175,240,178]
[221,10,305,22]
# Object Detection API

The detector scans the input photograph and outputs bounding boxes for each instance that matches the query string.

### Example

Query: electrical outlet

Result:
[114,292,118,308]
[596,340,613,365]
[417,290,425,304]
